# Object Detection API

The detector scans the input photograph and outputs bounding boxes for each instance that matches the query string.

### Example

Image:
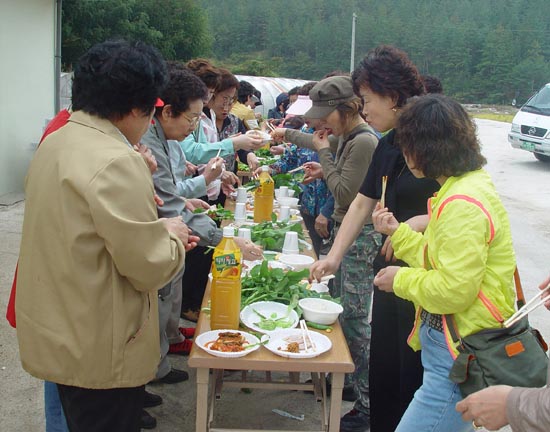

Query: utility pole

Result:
[350,12,357,74]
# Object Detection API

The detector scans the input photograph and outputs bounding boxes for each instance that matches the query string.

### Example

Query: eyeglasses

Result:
[215,95,235,106]
[181,113,200,127]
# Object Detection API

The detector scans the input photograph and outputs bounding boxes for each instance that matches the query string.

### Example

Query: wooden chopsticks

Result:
[381,175,388,208]
[299,319,316,353]
[504,283,550,328]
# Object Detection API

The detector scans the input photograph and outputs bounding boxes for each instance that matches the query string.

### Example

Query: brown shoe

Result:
[181,309,199,322]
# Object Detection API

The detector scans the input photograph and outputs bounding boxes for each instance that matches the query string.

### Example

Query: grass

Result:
[470,113,515,123]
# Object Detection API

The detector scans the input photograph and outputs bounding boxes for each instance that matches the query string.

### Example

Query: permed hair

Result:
[396,94,486,179]
[156,62,208,117]
[72,39,167,119]
[216,68,240,93]
[351,45,424,107]
[186,58,220,90]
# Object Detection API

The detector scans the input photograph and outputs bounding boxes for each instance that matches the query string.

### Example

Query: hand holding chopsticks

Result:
[211,149,222,170]
[504,281,550,328]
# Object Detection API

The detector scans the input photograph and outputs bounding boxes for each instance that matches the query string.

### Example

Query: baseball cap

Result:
[305,76,355,119]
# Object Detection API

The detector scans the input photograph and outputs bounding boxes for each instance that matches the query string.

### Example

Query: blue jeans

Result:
[44,381,69,432]
[396,324,473,432]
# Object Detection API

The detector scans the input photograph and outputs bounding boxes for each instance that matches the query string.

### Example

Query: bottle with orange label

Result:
[253,166,274,222]
[210,226,242,330]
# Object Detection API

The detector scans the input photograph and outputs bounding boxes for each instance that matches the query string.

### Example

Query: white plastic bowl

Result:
[277,197,299,208]
[278,254,314,271]
[299,298,343,325]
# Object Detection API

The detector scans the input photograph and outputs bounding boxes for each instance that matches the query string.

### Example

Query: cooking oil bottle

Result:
[253,166,274,222]
[210,226,242,330]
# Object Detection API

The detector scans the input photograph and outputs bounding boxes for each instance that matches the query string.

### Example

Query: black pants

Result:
[181,245,213,312]
[57,384,145,432]
[369,284,423,432]
[301,212,325,258]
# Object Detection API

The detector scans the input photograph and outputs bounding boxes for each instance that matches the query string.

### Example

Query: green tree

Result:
[62,0,212,69]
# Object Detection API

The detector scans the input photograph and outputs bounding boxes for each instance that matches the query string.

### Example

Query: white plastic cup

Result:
[237,227,252,241]
[287,189,296,197]
[234,202,246,222]
[279,186,289,198]
[274,189,281,199]
[236,187,247,203]
[282,231,299,254]
[278,205,290,221]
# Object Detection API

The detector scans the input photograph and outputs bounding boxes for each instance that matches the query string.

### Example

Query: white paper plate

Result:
[195,330,261,358]
[262,328,332,359]
[240,301,299,334]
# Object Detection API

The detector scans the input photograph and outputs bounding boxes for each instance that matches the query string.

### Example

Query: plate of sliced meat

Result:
[262,328,332,359]
[195,330,261,358]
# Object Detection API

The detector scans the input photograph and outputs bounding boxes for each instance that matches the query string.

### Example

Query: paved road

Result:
[0,119,548,431]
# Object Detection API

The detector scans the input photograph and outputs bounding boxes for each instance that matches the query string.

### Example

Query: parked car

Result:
[508,83,550,162]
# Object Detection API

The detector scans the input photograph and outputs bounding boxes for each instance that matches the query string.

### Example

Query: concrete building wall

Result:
[0,0,55,201]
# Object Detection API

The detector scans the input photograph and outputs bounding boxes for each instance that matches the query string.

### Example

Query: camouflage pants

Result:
[332,223,381,416]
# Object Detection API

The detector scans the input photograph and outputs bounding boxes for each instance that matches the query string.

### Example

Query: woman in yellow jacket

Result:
[372,94,516,432]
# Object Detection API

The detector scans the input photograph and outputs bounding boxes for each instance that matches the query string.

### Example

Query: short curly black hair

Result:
[396,94,486,179]
[422,75,444,94]
[72,39,167,119]
[351,45,424,107]
[156,62,208,117]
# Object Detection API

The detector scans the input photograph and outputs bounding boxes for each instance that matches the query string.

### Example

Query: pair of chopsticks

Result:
[299,319,316,353]
[381,175,388,208]
[504,283,550,328]
[211,148,222,170]
[288,165,305,174]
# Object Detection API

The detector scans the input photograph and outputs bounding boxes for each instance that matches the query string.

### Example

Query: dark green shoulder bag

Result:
[448,269,548,397]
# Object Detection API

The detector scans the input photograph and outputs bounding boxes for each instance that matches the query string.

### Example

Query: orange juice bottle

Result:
[210,226,242,330]
[253,166,274,222]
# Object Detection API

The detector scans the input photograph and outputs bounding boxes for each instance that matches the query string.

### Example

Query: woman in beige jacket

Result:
[16,40,191,432]
[456,275,550,431]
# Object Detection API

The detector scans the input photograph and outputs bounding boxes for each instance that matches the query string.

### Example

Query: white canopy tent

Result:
[235,75,309,118]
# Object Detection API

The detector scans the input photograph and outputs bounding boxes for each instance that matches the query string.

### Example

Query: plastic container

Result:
[210,227,242,330]
[253,166,274,222]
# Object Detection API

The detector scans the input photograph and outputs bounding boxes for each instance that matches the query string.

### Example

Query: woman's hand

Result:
[455,385,512,431]
[160,218,199,251]
[302,161,323,184]
[270,128,286,143]
[372,202,399,236]
[221,171,239,186]
[270,145,285,156]
[134,144,157,174]
[203,157,223,184]
[185,161,198,176]
[232,134,263,151]
[314,214,330,238]
[309,256,340,283]
[246,152,260,171]
[539,275,550,310]
[233,237,263,261]
[373,266,400,292]
[381,236,397,263]
[185,198,210,212]
[311,129,330,151]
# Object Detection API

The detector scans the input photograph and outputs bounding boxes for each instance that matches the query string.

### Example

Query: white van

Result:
[508,83,550,162]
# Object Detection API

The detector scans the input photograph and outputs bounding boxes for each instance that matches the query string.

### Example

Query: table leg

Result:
[328,372,344,432]
[196,367,210,432]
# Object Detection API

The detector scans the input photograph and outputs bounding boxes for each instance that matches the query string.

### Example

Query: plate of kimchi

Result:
[195,330,261,358]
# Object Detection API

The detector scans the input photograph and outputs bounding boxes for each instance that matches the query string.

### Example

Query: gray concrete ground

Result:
[2,119,549,431]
